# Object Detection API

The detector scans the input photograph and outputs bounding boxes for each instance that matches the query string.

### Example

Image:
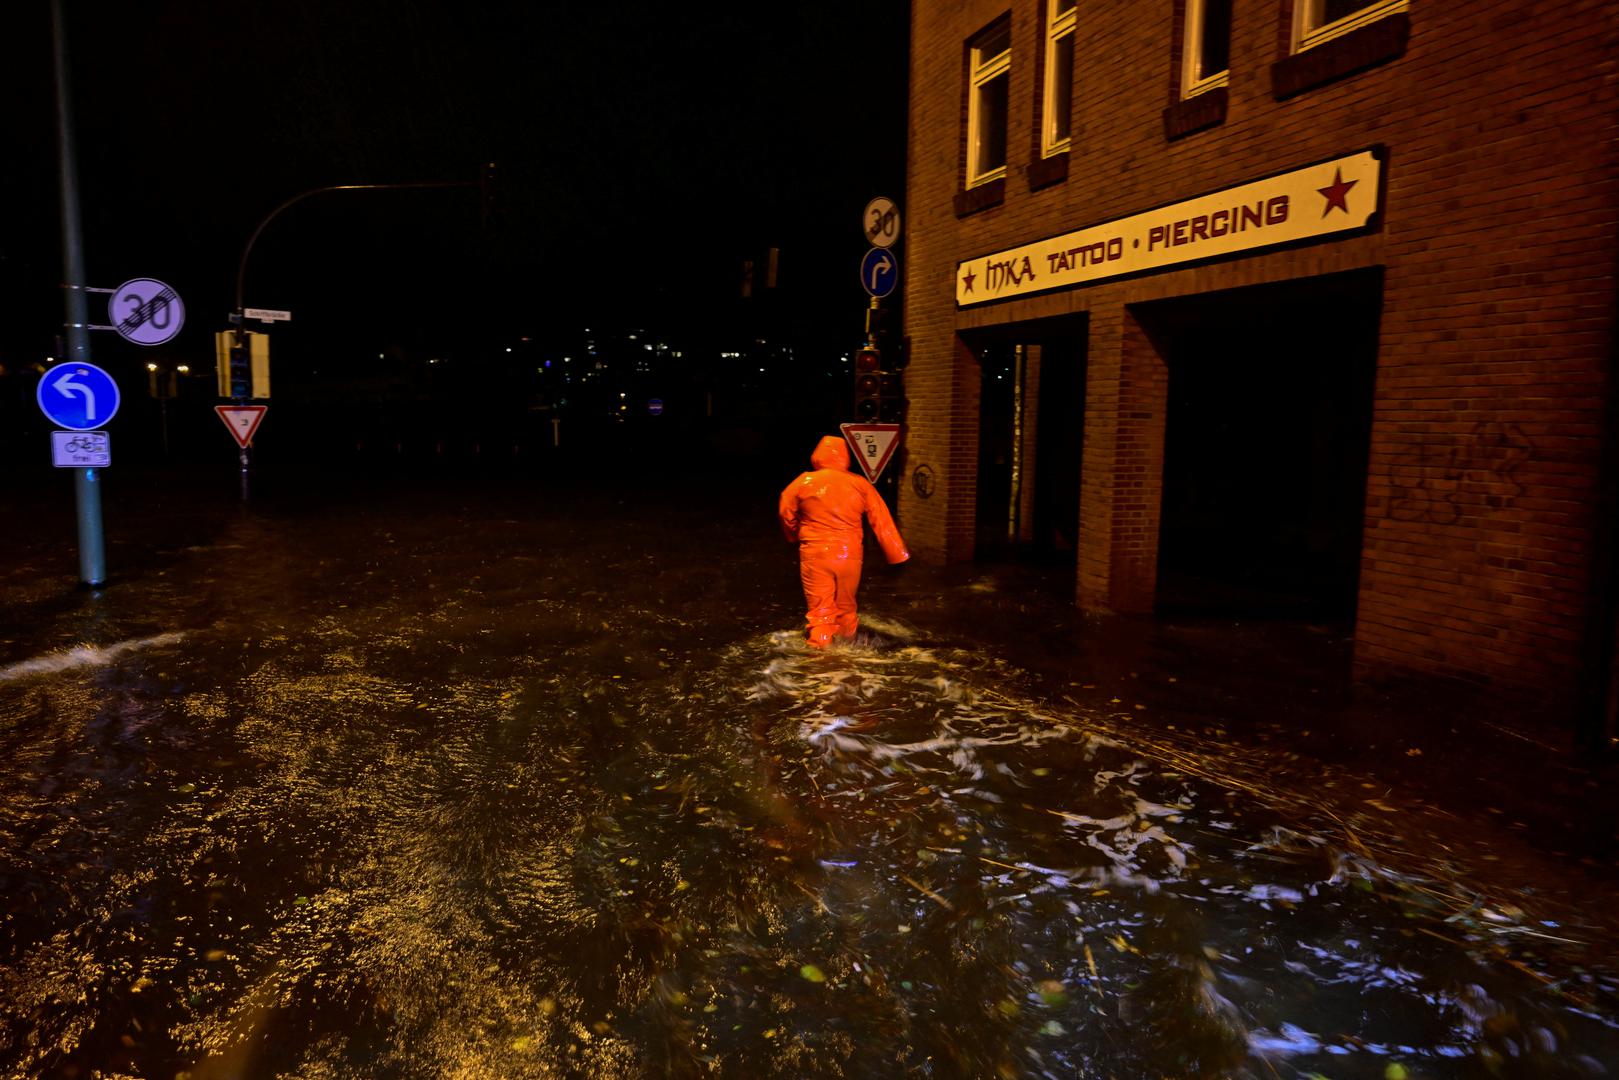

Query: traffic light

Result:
[878,368,905,422]
[214,330,271,399]
[854,346,882,420]
[853,345,907,422]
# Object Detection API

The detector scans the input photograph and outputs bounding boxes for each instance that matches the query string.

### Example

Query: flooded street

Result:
[2,467,1616,1078]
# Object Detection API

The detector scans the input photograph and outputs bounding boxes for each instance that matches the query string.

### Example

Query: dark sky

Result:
[1,1,909,370]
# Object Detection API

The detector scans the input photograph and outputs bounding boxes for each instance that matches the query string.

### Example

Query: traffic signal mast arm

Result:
[233,177,480,317]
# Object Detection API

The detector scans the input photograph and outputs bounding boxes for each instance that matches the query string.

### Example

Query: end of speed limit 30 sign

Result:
[109,278,185,346]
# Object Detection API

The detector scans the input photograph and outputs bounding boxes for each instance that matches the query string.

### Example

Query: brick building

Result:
[897,0,1619,736]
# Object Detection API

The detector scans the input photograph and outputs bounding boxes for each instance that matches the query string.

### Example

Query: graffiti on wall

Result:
[1387,421,1534,525]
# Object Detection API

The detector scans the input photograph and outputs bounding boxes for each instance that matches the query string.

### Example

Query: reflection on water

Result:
[0,498,1616,1078]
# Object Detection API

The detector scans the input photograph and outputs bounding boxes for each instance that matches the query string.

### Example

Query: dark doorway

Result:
[971,316,1088,584]
[1146,268,1380,619]
[975,342,1020,558]
[1032,337,1085,557]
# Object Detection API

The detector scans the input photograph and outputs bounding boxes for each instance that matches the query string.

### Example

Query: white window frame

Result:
[1292,0,1408,52]
[1042,0,1076,157]
[967,22,1011,188]
[1181,0,1231,98]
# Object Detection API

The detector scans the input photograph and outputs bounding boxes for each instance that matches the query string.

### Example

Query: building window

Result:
[1182,0,1231,97]
[967,19,1011,187]
[1042,0,1076,156]
[1293,0,1408,51]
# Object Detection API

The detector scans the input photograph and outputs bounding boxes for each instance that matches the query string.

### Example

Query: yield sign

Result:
[840,422,902,482]
[215,405,267,448]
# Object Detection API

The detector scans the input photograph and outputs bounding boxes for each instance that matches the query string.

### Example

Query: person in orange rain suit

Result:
[779,435,910,648]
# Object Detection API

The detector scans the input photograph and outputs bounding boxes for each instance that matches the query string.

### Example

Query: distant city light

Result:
[505,347,513,353]
[176,365,190,374]
[146,362,158,372]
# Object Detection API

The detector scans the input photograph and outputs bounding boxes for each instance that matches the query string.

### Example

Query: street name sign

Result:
[109,278,185,346]
[840,422,902,482]
[244,308,292,323]
[863,197,901,249]
[215,405,267,448]
[37,362,121,430]
[51,430,111,468]
[860,247,899,299]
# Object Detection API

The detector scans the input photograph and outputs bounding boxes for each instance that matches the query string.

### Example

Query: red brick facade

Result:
[900,0,1619,712]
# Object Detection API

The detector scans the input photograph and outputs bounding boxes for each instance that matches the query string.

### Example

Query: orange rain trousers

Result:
[779,435,909,647]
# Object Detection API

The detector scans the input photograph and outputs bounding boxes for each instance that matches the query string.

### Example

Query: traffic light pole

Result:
[230,175,484,498]
[51,0,105,586]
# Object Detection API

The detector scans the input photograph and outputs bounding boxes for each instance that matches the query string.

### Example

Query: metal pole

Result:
[1008,344,1026,545]
[232,326,250,501]
[51,0,105,587]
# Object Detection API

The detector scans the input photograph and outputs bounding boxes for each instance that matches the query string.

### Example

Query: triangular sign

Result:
[215,405,267,448]
[840,423,903,482]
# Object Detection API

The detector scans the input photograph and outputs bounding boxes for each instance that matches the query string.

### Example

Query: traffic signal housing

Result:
[853,346,905,423]
[214,331,271,399]
[878,368,905,422]
[854,346,882,420]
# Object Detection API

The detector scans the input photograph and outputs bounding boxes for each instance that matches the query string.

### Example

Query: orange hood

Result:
[810,435,849,471]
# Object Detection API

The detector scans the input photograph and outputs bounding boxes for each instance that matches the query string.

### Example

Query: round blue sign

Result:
[860,246,900,299]
[647,399,665,416]
[36,362,121,431]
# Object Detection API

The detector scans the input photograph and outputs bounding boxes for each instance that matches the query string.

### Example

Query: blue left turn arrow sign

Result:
[36,363,121,430]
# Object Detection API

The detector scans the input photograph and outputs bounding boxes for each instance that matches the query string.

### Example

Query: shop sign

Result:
[956,148,1382,307]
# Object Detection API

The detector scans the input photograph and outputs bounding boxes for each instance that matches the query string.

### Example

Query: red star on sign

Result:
[1317,167,1357,216]
[961,266,977,293]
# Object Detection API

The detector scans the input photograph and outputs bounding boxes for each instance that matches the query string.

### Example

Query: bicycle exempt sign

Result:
[51,430,111,467]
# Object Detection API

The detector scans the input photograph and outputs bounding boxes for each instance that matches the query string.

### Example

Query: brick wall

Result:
[902,0,1619,700]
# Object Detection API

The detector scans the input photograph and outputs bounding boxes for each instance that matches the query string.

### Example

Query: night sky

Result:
[0,1,909,376]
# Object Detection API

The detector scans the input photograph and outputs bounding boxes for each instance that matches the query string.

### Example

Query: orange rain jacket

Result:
[778,435,909,647]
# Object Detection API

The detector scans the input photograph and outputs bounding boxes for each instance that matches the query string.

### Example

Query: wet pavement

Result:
[2,463,1617,1078]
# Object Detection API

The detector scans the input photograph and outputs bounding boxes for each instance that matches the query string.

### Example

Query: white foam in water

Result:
[757,633,1213,891]
[0,632,185,683]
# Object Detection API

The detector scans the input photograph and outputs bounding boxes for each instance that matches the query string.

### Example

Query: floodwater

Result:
[1,468,1616,1078]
